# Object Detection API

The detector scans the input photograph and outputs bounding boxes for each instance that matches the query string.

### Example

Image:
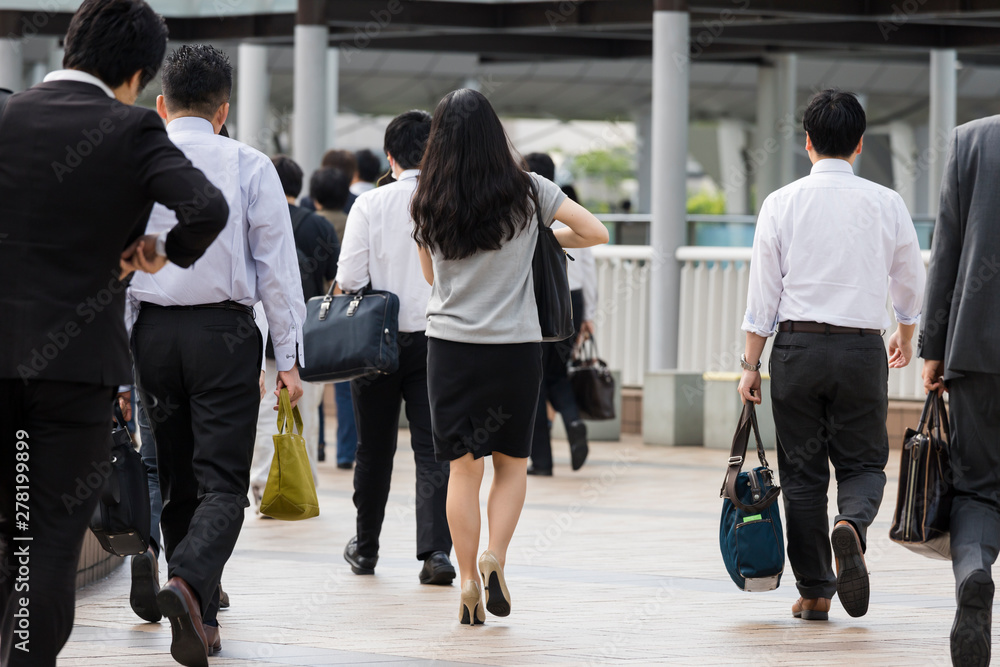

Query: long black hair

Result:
[411,89,532,261]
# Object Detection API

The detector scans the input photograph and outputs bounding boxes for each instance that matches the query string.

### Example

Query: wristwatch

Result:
[740,354,761,372]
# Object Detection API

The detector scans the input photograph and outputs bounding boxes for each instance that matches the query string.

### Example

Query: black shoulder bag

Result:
[530,180,575,342]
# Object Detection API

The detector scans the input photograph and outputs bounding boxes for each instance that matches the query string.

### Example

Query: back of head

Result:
[383,110,431,170]
[525,153,555,182]
[161,44,232,118]
[802,88,866,159]
[355,148,383,183]
[321,149,357,181]
[272,155,303,199]
[411,89,531,261]
[561,184,579,203]
[310,168,350,211]
[63,0,168,91]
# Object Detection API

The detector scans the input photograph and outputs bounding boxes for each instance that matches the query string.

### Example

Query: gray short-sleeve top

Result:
[425,172,567,344]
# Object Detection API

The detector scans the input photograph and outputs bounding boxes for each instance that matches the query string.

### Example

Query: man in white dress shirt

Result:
[738,89,925,622]
[128,45,304,666]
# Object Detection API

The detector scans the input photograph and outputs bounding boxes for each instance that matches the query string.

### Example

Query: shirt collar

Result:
[397,169,420,182]
[166,116,216,136]
[43,69,115,99]
[809,158,855,176]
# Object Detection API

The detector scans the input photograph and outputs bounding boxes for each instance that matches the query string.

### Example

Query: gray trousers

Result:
[947,372,1000,590]
[770,331,889,600]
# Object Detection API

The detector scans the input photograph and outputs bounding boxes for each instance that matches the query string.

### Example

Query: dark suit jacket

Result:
[920,118,1000,378]
[0,80,229,387]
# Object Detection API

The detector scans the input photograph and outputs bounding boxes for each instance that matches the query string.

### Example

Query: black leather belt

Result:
[778,321,880,336]
[140,300,254,317]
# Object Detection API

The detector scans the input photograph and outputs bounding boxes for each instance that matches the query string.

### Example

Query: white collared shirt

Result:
[128,116,305,370]
[43,69,115,98]
[743,158,925,336]
[350,181,375,196]
[336,169,430,332]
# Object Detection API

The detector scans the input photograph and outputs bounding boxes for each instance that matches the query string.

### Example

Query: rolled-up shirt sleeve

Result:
[742,197,783,337]
[335,197,371,293]
[248,162,306,371]
[888,195,925,326]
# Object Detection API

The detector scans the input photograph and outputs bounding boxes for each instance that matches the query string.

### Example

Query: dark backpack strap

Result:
[289,206,311,233]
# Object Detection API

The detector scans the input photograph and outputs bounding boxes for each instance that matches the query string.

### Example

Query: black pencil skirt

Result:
[426,337,543,462]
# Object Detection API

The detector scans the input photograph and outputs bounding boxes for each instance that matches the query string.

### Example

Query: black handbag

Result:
[567,337,616,420]
[300,284,400,383]
[89,405,151,557]
[530,181,575,342]
[889,392,953,560]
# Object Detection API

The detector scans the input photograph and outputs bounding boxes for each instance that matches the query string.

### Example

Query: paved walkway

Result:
[64,432,962,666]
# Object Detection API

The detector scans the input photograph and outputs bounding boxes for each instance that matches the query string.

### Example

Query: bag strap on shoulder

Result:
[721,401,781,513]
[289,206,311,234]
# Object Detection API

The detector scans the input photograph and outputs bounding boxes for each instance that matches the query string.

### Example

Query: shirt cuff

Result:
[117,384,132,394]
[272,339,303,372]
[155,233,168,258]
[894,310,921,326]
[742,313,777,338]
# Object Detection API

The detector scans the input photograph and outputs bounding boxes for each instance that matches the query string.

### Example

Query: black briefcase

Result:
[301,285,400,383]
[568,337,616,420]
[89,405,150,557]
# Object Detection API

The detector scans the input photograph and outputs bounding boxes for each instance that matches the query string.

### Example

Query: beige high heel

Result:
[478,550,511,617]
[459,579,485,625]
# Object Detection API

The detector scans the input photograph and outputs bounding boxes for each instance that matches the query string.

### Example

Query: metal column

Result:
[648,0,689,371]
[325,47,339,151]
[717,119,748,215]
[0,37,24,92]
[928,48,957,216]
[293,5,328,183]
[635,107,653,215]
[237,43,271,154]
[753,64,779,212]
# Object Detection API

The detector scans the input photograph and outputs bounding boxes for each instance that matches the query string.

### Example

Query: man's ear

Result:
[804,132,813,153]
[128,70,143,98]
[855,135,864,155]
[155,95,168,120]
[214,102,230,133]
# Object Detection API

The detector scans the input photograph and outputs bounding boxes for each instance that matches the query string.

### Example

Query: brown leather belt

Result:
[141,300,255,317]
[778,321,880,336]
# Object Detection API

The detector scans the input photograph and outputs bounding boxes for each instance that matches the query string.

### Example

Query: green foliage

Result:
[687,190,726,214]
[568,147,635,187]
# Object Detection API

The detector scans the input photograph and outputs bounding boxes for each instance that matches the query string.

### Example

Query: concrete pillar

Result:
[48,42,63,73]
[889,121,918,215]
[293,4,328,183]
[753,64,779,212]
[648,0,689,372]
[237,43,271,154]
[325,48,339,150]
[717,119,748,214]
[635,107,653,214]
[775,54,797,186]
[28,61,47,87]
[0,37,24,92]
[928,48,957,216]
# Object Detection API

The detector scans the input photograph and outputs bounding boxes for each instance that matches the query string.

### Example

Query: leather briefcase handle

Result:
[721,401,781,513]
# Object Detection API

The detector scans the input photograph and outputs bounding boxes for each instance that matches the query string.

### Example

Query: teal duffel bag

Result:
[719,401,785,592]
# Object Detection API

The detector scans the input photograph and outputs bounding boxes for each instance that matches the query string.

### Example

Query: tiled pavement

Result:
[64,432,964,666]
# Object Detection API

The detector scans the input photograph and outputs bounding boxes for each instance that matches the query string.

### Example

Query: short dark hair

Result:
[310,168,351,211]
[525,153,556,182]
[272,155,303,199]
[161,45,232,118]
[63,0,168,90]
[320,150,357,180]
[355,149,382,183]
[384,110,431,170]
[802,89,866,159]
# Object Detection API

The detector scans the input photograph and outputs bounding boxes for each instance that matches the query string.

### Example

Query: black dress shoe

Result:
[344,536,377,575]
[567,420,589,471]
[337,461,353,470]
[218,584,229,610]
[832,521,869,618]
[952,570,993,667]
[317,442,326,462]
[130,547,162,623]
[419,551,456,585]
[527,466,552,476]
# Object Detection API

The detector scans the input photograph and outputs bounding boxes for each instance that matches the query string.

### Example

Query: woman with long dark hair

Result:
[412,89,608,625]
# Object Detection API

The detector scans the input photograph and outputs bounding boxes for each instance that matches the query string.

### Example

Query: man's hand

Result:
[923,359,946,396]
[737,370,761,405]
[121,235,168,277]
[259,370,266,402]
[117,390,132,422]
[577,320,595,346]
[275,364,304,410]
[888,329,913,368]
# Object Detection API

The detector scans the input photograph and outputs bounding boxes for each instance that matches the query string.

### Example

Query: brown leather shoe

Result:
[792,596,832,621]
[832,520,870,618]
[203,624,222,656]
[156,577,209,667]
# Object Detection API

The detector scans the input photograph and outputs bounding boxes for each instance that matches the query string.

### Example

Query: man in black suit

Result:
[0,2,229,665]
[922,118,1000,666]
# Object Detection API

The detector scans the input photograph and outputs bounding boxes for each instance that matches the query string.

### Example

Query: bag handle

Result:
[927,392,950,445]
[275,387,304,436]
[721,399,781,513]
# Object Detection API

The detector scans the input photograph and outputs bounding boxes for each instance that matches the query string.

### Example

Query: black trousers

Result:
[0,380,113,667]
[351,332,451,561]
[769,330,889,600]
[530,289,585,471]
[132,307,260,624]
[947,372,1000,590]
